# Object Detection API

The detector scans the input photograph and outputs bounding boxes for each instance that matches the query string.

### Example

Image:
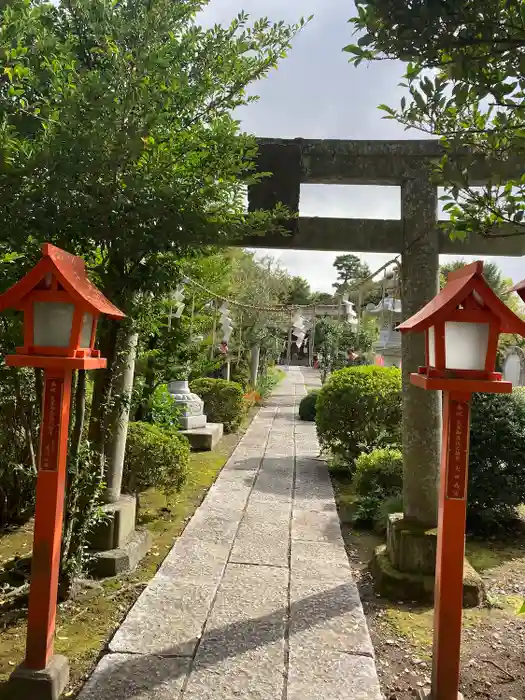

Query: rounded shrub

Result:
[123,422,189,499]
[299,390,320,421]
[354,448,403,497]
[190,377,245,433]
[468,389,525,531]
[316,365,402,463]
[352,448,403,528]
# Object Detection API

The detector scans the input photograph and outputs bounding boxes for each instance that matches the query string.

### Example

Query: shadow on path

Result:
[80,582,366,698]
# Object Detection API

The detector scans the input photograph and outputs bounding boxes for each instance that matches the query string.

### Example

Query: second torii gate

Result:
[241,138,525,596]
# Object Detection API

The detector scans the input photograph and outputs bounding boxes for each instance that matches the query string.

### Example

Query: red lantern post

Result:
[397,261,525,700]
[0,244,124,700]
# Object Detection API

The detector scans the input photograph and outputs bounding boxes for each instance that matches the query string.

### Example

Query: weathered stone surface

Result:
[287,648,382,700]
[157,536,230,582]
[77,368,380,700]
[90,528,152,578]
[291,540,350,580]
[387,513,437,575]
[183,642,286,700]
[180,422,223,451]
[110,577,219,656]
[240,216,525,255]
[76,653,190,700]
[401,168,441,529]
[292,509,341,543]
[290,578,374,657]
[371,544,485,607]
[183,565,288,700]
[89,494,137,551]
[8,654,69,700]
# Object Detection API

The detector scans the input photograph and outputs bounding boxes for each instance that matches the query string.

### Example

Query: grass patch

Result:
[0,410,256,697]
[465,540,525,572]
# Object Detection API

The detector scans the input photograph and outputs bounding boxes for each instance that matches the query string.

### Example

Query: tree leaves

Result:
[0,0,307,311]
[346,0,525,241]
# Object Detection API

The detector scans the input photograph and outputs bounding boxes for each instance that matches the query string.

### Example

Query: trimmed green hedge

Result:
[299,390,320,421]
[468,389,525,530]
[316,365,402,464]
[190,377,245,433]
[123,422,189,499]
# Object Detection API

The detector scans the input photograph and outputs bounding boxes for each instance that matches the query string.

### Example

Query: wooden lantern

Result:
[398,261,525,394]
[0,243,124,369]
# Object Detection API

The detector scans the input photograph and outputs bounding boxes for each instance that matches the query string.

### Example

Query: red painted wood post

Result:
[25,368,73,670]
[432,390,471,700]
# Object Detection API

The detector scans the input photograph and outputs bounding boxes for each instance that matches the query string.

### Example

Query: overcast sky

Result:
[200,0,525,293]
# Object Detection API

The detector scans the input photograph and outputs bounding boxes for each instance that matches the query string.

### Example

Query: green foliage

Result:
[123,422,189,499]
[332,254,371,296]
[0,366,38,527]
[190,377,245,433]
[299,390,320,421]
[346,0,525,240]
[314,316,376,383]
[256,367,283,399]
[230,363,251,392]
[354,448,404,497]
[282,276,313,305]
[316,366,402,463]
[468,389,525,531]
[352,448,403,529]
[61,441,106,588]
[150,384,181,429]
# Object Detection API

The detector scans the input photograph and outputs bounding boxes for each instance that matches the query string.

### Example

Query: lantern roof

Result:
[0,243,125,319]
[397,261,525,335]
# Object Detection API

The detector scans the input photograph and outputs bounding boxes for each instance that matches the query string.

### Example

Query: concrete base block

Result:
[371,544,485,608]
[90,528,152,578]
[179,414,207,430]
[180,422,223,451]
[7,654,69,700]
[89,495,137,552]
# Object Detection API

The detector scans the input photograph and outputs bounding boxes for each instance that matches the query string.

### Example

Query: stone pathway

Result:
[78,368,381,700]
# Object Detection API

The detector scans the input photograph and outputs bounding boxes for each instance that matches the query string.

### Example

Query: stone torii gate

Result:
[242,138,525,591]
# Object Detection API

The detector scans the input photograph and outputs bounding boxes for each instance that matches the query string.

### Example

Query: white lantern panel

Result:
[428,326,436,366]
[34,302,74,348]
[80,313,94,347]
[445,321,489,370]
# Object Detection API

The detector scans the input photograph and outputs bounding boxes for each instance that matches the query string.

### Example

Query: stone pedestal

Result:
[89,495,152,577]
[90,495,136,551]
[371,514,485,608]
[180,422,224,451]
[7,654,69,700]
[168,380,207,429]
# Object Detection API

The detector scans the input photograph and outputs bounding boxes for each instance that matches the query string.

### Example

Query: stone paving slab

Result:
[78,367,381,700]
[287,650,382,700]
[109,576,219,656]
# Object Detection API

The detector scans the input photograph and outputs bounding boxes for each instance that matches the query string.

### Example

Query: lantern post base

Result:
[417,690,464,700]
[7,654,69,700]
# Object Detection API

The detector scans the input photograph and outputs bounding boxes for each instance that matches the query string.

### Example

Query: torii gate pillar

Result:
[378,166,446,589]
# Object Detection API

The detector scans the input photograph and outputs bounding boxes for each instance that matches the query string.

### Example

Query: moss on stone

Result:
[371,544,485,608]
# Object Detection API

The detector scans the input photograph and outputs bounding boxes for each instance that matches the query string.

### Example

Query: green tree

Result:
[333,254,371,295]
[0,0,307,573]
[282,276,312,305]
[439,260,508,296]
[345,0,525,240]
